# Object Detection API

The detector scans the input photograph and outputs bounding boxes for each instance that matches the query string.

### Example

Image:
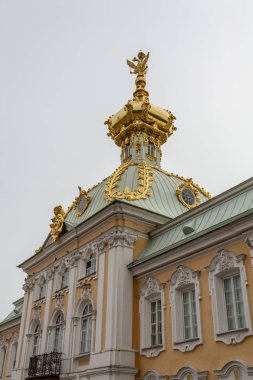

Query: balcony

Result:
[27,352,61,379]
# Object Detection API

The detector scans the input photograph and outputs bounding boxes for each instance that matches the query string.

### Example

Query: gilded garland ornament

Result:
[73,186,90,217]
[50,205,65,241]
[176,180,200,209]
[105,162,153,201]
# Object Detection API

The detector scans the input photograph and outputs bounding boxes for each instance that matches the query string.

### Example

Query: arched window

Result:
[86,254,96,277]
[32,324,40,356]
[53,313,64,353]
[214,361,253,380]
[80,303,93,353]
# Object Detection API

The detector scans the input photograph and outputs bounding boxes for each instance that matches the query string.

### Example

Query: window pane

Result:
[224,274,246,330]
[183,289,198,340]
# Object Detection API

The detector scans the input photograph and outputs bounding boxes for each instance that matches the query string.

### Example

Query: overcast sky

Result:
[0,0,253,320]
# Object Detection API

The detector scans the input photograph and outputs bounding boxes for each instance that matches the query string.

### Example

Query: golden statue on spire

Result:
[126,51,150,101]
[127,51,150,76]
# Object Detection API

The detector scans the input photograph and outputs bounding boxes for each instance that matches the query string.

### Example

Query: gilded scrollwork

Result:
[176,180,200,209]
[105,162,153,201]
[50,205,65,242]
[72,186,90,217]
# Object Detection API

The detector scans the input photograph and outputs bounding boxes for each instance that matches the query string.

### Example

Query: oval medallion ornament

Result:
[73,187,90,217]
[176,180,200,209]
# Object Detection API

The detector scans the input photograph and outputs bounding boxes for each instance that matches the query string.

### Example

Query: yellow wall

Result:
[134,240,253,379]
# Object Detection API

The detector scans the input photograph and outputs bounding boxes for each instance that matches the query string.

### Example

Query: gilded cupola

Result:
[105,51,176,168]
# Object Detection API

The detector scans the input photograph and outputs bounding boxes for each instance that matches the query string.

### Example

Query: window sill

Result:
[141,344,165,358]
[74,352,90,360]
[217,328,249,336]
[78,272,96,281]
[174,337,200,344]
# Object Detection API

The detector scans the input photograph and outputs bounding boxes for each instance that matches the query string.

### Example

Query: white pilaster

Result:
[14,292,29,370]
[62,254,79,373]
[40,269,54,353]
[95,241,106,352]
[105,231,136,351]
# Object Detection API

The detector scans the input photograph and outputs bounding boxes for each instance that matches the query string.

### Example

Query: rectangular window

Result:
[60,271,68,289]
[148,142,155,157]
[182,289,198,340]
[80,317,92,353]
[151,300,162,346]
[86,256,96,277]
[125,144,130,159]
[224,274,246,330]
[39,284,46,299]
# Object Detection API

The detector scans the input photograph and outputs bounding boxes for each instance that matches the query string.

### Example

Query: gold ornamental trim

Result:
[176,180,200,209]
[153,166,212,199]
[72,186,90,217]
[50,205,65,242]
[105,162,153,201]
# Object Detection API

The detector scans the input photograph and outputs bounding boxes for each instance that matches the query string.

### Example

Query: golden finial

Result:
[127,51,150,101]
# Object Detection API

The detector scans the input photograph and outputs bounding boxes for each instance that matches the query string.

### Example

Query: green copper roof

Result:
[65,165,210,227]
[131,183,253,266]
[0,298,23,326]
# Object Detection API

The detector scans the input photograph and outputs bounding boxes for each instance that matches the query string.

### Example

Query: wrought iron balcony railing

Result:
[28,352,62,378]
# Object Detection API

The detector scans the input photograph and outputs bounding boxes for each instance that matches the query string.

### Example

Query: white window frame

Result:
[207,249,252,344]
[139,277,165,358]
[78,246,97,280]
[169,265,202,352]
[214,360,253,380]
[80,303,93,354]
[52,312,64,353]
[73,286,96,360]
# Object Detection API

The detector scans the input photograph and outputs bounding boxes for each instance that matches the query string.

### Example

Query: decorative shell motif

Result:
[105,162,153,201]
[50,205,65,242]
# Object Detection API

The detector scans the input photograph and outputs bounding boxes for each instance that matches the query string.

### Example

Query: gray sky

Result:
[0,0,252,320]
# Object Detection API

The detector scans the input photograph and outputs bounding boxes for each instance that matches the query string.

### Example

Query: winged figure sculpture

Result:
[127,51,150,76]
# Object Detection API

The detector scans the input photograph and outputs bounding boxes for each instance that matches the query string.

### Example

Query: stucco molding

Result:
[139,277,166,358]
[214,360,253,379]
[206,249,252,344]
[108,230,137,248]
[169,265,202,352]
[171,367,208,380]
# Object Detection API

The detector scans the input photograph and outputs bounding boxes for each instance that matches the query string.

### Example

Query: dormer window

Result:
[125,144,131,159]
[148,142,155,157]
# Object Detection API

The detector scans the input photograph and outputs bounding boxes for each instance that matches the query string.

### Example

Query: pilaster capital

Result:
[108,230,137,248]
[246,235,253,248]
[97,239,106,254]
[23,277,35,293]
[46,268,55,281]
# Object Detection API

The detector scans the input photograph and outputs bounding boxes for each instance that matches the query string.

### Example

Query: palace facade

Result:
[1,51,253,380]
